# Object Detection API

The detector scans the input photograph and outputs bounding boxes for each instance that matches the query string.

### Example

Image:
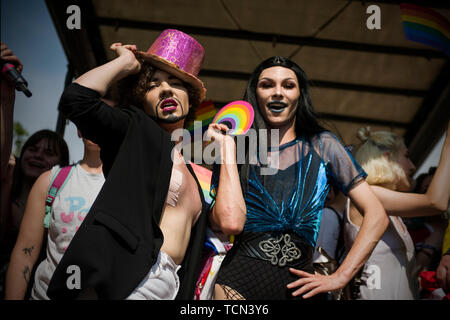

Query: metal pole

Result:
[55,63,74,136]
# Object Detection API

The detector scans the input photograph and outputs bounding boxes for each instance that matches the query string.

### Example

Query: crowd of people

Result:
[1,29,449,301]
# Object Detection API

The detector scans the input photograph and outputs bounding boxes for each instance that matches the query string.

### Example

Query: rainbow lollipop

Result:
[212,100,254,135]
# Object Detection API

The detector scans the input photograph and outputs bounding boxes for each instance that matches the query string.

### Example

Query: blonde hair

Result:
[355,127,407,190]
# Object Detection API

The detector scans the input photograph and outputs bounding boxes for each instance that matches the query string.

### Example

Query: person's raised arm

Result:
[73,43,140,96]
[371,121,450,217]
[59,44,141,158]
[287,181,388,298]
[206,123,246,235]
[5,170,50,299]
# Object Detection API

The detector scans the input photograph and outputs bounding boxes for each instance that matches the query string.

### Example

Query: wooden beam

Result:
[199,69,426,97]
[405,61,450,167]
[407,81,450,168]
[55,64,75,137]
[46,0,107,137]
[351,0,450,10]
[97,17,446,59]
[45,0,107,76]
[213,101,409,128]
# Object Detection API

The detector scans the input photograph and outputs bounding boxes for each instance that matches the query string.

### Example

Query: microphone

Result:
[1,60,32,97]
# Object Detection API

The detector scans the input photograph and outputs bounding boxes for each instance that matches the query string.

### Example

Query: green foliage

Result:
[13,121,29,157]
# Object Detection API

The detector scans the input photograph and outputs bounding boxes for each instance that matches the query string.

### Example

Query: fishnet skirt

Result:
[215,234,326,300]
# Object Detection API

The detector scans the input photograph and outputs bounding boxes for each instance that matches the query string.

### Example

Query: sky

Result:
[1,0,84,163]
[0,0,445,175]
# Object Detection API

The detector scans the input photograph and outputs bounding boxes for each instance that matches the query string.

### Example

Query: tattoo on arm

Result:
[23,266,31,284]
[23,246,34,257]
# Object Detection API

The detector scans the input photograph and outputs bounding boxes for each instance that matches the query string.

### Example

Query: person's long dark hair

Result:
[244,56,325,137]
[239,56,326,192]
[11,130,70,201]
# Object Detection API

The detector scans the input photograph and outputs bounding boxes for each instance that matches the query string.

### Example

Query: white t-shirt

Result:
[31,163,104,300]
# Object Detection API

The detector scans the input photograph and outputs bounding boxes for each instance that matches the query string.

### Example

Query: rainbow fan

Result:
[212,100,254,135]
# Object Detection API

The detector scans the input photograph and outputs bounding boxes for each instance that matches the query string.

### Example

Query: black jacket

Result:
[47,83,207,299]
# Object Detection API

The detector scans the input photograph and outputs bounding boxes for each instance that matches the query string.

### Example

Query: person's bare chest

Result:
[164,157,202,221]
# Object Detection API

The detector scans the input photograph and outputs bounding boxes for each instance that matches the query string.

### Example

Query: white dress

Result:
[343,199,419,300]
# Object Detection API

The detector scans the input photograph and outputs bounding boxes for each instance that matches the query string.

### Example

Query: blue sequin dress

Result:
[212,132,367,299]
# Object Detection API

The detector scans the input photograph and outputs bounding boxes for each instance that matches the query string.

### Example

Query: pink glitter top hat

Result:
[137,29,206,103]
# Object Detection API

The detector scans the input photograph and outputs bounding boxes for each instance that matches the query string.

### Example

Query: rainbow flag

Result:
[400,3,450,57]
[187,100,217,135]
[190,162,214,205]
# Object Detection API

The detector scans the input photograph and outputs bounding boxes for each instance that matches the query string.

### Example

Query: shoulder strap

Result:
[185,162,207,210]
[44,165,75,228]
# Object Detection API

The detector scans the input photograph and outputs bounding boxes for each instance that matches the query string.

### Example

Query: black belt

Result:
[237,232,313,269]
